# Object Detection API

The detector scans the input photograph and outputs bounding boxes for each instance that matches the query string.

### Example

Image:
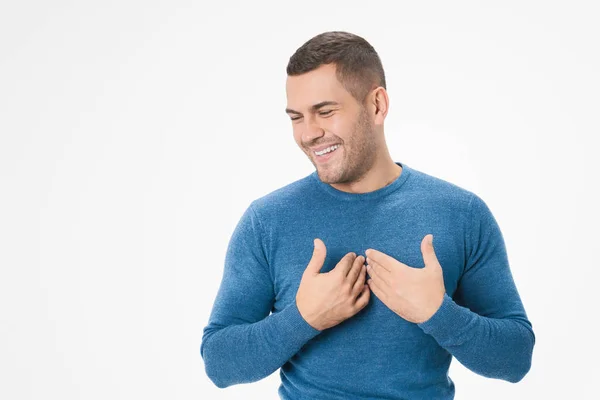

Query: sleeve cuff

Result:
[417,293,473,345]
[273,300,322,344]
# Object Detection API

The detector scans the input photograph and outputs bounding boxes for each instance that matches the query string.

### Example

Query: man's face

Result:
[285,63,378,184]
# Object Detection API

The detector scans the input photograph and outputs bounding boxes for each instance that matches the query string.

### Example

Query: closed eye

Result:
[290,110,334,121]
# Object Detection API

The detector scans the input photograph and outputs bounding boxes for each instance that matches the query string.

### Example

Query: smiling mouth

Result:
[312,145,341,164]
[314,144,341,156]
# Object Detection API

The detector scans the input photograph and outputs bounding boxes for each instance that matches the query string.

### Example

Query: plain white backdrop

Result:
[1,1,598,399]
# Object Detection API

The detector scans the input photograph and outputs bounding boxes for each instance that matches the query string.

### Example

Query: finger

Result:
[354,284,371,310]
[366,263,393,297]
[420,234,439,268]
[352,263,367,296]
[337,252,357,276]
[365,248,411,270]
[366,259,392,284]
[346,255,365,282]
[367,277,387,302]
[365,253,391,272]
[305,238,327,275]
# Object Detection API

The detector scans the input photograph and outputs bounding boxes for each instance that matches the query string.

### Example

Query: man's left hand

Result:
[365,234,446,324]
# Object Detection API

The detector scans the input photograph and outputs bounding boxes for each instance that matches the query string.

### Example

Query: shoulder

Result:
[405,164,477,211]
[407,166,502,232]
[248,172,316,217]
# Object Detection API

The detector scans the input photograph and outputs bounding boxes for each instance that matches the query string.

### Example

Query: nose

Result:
[302,116,325,143]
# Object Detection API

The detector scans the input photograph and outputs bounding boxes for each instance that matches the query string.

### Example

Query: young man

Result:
[201,31,535,399]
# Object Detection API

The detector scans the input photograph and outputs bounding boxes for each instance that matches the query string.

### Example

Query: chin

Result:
[315,168,342,184]
[310,153,344,183]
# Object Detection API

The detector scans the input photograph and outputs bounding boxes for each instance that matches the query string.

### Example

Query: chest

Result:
[269,211,466,313]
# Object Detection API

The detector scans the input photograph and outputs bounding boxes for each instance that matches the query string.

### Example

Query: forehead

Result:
[286,63,352,110]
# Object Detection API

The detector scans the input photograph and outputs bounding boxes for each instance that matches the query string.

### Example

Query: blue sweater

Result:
[201,161,535,399]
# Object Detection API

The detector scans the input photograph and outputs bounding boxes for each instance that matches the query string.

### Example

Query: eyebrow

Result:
[285,101,340,115]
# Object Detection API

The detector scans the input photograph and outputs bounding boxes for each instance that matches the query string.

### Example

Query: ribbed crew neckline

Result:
[310,161,411,201]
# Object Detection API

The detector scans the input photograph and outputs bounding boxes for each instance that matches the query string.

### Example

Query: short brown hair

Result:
[286,31,386,104]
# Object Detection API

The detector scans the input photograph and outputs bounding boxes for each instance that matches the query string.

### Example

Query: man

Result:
[201,31,535,399]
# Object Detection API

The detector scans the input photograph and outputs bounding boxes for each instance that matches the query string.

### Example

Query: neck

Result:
[329,156,402,194]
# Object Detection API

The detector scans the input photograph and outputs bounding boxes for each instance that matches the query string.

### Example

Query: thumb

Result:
[305,238,327,274]
[421,234,438,268]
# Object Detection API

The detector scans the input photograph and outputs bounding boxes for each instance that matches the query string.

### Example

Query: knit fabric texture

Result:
[201,161,535,399]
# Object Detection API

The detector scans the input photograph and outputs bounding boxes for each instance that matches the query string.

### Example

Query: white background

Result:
[1,1,598,399]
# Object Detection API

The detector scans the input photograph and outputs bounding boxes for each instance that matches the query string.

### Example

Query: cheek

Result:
[330,114,354,136]
[292,127,302,146]
[293,130,309,153]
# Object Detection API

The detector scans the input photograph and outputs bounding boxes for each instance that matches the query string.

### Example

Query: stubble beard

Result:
[312,107,378,185]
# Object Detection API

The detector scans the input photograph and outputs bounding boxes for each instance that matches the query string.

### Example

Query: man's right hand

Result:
[296,238,371,331]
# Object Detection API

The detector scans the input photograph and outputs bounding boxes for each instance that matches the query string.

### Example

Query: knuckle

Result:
[357,295,368,309]
[342,281,353,293]
[353,301,363,312]
[346,299,355,311]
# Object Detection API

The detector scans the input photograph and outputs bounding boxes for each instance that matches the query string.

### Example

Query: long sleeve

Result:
[417,193,535,383]
[200,202,321,388]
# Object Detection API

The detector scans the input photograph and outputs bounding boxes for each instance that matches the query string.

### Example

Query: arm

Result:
[417,194,535,383]
[200,203,321,388]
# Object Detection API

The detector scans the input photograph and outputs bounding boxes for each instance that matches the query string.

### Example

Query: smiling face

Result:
[285,63,379,185]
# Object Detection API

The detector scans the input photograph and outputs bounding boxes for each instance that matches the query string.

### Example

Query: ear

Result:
[371,86,389,125]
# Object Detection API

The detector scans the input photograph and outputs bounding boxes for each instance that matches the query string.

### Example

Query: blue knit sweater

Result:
[201,161,535,399]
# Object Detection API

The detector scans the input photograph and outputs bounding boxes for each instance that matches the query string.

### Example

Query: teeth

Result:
[315,144,340,156]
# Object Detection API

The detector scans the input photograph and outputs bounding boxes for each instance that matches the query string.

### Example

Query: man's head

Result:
[285,31,390,185]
